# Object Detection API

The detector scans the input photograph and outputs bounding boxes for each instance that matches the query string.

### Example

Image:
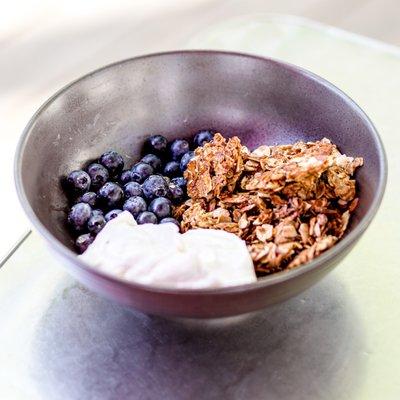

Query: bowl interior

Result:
[18,51,384,255]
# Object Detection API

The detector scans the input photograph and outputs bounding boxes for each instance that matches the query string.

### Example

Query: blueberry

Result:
[120,170,133,185]
[148,197,171,219]
[137,211,157,225]
[123,196,147,217]
[163,175,171,184]
[170,139,189,161]
[180,151,195,172]
[105,209,122,222]
[163,161,180,178]
[142,175,169,200]
[144,135,168,156]
[78,191,97,207]
[68,202,91,231]
[160,217,180,229]
[86,163,109,188]
[87,214,106,234]
[141,154,162,171]
[193,130,214,147]
[98,182,124,208]
[66,170,91,194]
[99,150,124,176]
[91,209,104,217]
[75,233,94,254]
[131,162,153,183]
[168,183,185,204]
[170,177,187,190]
[124,181,143,198]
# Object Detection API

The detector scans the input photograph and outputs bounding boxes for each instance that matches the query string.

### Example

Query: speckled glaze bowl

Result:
[15,51,386,318]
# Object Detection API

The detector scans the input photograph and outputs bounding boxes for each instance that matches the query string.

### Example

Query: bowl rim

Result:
[14,49,388,295]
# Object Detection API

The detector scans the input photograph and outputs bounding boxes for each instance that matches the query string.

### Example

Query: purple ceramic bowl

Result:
[15,50,387,318]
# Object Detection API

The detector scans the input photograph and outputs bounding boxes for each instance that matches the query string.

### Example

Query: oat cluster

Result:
[174,133,363,275]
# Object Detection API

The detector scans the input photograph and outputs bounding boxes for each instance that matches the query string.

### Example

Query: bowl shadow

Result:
[31,275,365,400]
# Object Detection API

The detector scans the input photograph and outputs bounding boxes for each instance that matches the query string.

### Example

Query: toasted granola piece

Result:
[334,154,364,175]
[252,211,273,226]
[249,241,302,274]
[172,199,192,220]
[255,224,274,242]
[287,235,337,269]
[338,211,351,238]
[299,223,312,245]
[180,202,239,234]
[238,213,250,229]
[274,221,298,244]
[326,210,352,238]
[185,133,246,200]
[325,166,357,201]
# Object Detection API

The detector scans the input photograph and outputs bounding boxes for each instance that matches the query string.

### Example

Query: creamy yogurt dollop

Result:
[79,211,256,289]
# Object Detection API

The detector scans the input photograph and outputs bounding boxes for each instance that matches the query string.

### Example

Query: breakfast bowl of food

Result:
[15,50,386,318]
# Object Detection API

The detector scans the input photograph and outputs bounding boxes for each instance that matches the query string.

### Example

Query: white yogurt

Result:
[79,211,256,289]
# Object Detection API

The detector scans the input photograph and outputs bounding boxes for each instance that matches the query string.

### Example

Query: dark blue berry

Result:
[99,150,124,176]
[86,163,109,188]
[168,183,185,204]
[66,170,91,194]
[75,233,94,253]
[131,162,153,183]
[120,170,133,185]
[91,209,104,217]
[160,217,180,229]
[148,197,171,219]
[105,209,122,222]
[68,202,91,231]
[170,177,187,190]
[137,211,157,225]
[87,214,106,234]
[141,154,162,171]
[180,151,195,172]
[78,191,97,207]
[163,161,180,178]
[193,130,214,147]
[144,135,168,156]
[124,181,143,198]
[142,175,169,200]
[98,182,124,208]
[123,196,147,217]
[170,139,189,161]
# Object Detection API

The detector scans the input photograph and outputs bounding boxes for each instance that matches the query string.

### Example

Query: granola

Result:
[175,133,363,276]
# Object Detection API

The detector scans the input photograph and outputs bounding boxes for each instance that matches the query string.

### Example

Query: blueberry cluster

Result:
[64,130,214,253]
